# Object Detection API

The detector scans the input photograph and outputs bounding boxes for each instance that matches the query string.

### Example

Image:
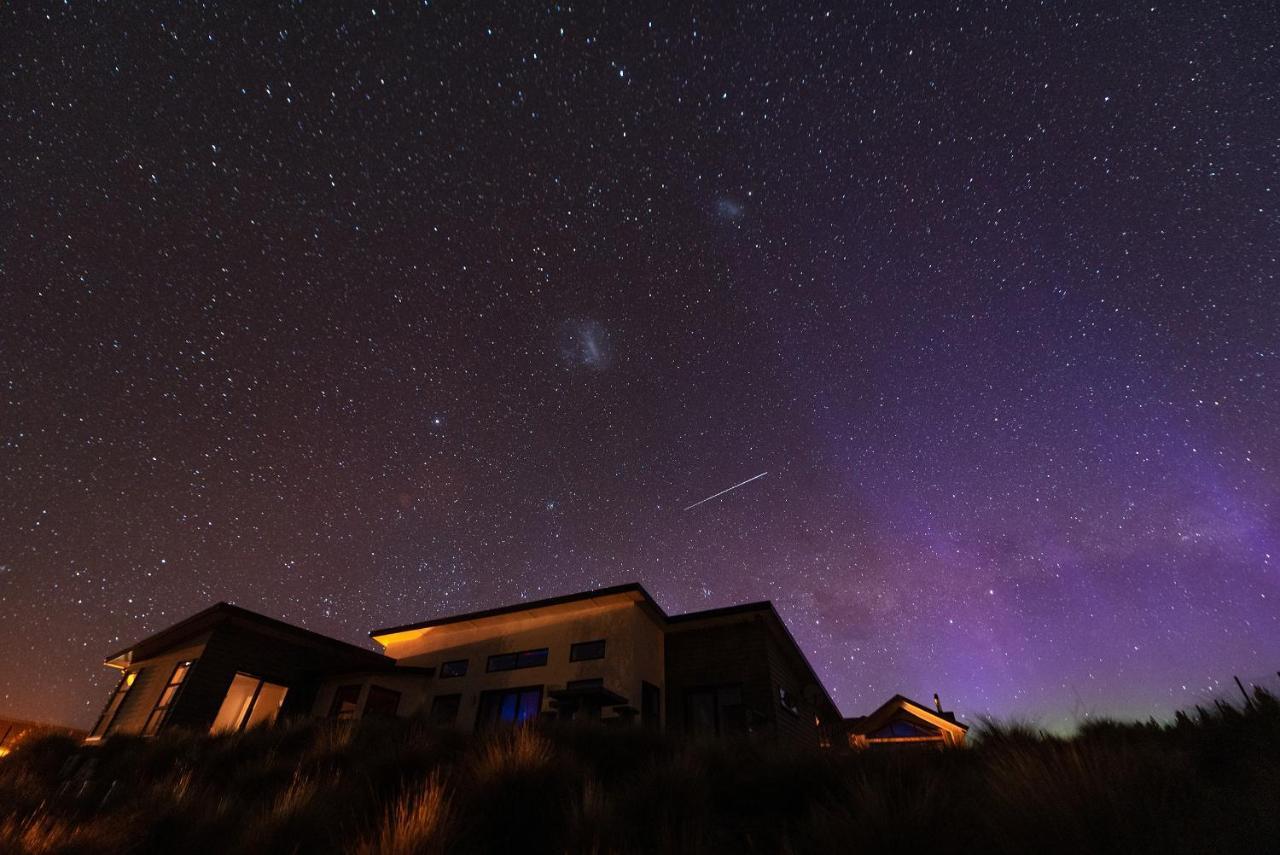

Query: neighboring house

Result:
[89,583,953,750]
[0,716,85,756]
[845,694,969,749]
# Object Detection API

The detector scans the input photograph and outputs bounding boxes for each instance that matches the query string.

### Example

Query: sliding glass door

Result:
[210,673,289,733]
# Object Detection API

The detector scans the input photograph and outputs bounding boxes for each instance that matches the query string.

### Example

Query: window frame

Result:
[569,639,606,662]
[476,685,544,728]
[328,684,362,720]
[364,685,402,718]
[486,647,549,673]
[429,693,462,726]
[439,659,469,678]
[142,660,197,735]
[210,672,289,734]
[88,669,141,740]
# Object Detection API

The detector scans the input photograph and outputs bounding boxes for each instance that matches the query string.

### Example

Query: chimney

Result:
[933,693,943,714]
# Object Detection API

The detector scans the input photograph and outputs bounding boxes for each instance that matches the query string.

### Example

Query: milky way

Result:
[2,2,1277,729]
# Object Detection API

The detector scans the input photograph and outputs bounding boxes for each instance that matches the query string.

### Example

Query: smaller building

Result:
[86,603,397,741]
[845,694,968,749]
[0,716,85,756]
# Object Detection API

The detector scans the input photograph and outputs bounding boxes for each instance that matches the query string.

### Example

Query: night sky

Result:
[3,2,1277,731]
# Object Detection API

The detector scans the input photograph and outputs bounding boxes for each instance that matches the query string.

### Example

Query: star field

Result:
[2,1,1277,730]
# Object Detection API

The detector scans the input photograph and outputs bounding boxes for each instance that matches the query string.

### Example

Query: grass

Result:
[1,689,1278,854]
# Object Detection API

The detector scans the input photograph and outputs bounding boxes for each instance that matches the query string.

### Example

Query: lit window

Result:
[89,669,141,740]
[143,660,196,735]
[476,686,543,727]
[440,659,468,678]
[569,640,606,661]
[486,648,548,672]
[210,673,289,733]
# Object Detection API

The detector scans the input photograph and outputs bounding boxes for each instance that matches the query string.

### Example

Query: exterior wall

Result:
[380,600,664,731]
[313,671,435,721]
[98,634,211,737]
[664,616,776,739]
[761,629,840,747]
[164,622,386,732]
[664,613,839,749]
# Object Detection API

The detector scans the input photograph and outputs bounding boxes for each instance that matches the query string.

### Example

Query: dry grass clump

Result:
[353,772,453,855]
[0,689,1277,854]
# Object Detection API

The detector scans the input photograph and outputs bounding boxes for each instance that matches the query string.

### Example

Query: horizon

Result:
[3,2,1277,733]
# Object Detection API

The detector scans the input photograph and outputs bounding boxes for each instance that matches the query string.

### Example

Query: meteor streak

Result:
[682,471,768,511]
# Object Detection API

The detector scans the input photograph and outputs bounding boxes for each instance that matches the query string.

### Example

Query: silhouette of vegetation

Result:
[1,687,1278,854]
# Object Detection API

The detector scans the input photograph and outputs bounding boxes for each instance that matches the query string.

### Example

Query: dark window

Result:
[486,648,548,672]
[329,685,361,720]
[440,659,468,678]
[569,639,606,661]
[778,687,800,716]
[89,669,142,739]
[567,677,603,690]
[684,685,745,737]
[364,685,401,718]
[476,686,543,728]
[142,660,196,735]
[517,648,548,668]
[871,720,937,739]
[429,693,461,726]
[642,682,661,730]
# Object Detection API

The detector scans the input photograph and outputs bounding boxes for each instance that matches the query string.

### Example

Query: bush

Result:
[0,693,1277,854]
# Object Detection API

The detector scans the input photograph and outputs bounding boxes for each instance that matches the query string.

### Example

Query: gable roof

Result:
[847,694,969,736]
[103,602,391,670]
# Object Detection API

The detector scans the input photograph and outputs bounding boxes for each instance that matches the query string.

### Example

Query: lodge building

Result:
[86,583,966,749]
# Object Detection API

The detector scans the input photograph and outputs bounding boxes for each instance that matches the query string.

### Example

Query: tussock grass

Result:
[0,690,1277,854]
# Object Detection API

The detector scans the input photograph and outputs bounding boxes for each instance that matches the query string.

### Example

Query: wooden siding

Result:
[663,616,777,739]
[104,636,210,736]
[166,621,387,732]
[761,629,840,748]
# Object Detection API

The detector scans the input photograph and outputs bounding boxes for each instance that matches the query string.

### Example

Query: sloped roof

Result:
[370,582,840,717]
[102,602,391,670]
[369,582,666,639]
[846,694,969,735]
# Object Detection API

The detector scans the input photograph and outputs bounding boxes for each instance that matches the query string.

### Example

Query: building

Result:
[0,716,85,757]
[86,583,844,748]
[844,694,969,749]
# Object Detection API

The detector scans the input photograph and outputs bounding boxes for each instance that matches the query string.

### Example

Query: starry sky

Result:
[3,2,1277,731]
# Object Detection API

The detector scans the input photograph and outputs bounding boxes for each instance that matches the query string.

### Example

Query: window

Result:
[642,682,661,730]
[569,639,606,662]
[210,673,289,733]
[364,685,401,718]
[684,685,745,737]
[778,687,800,717]
[142,660,195,735]
[89,669,141,739]
[329,685,362,720]
[429,693,461,726]
[440,659,468,678]
[486,647,548,672]
[476,686,543,728]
